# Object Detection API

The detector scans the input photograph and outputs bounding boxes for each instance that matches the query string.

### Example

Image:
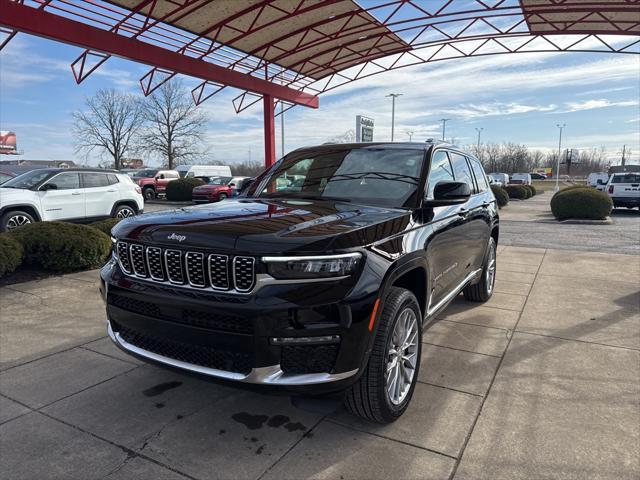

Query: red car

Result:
[192,176,250,203]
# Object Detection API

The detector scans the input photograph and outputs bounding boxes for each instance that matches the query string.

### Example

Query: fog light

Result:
[271,335,340,345]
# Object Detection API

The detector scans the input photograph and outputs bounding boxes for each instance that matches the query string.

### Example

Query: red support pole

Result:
[263,95,276,168]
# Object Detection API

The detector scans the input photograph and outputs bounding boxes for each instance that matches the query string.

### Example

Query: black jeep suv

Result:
[101,142,499,423]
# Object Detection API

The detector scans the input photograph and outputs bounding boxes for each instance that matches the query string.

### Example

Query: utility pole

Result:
[475,127,483,148]
[280,102,285,159]
[621,144,626,167]
[386,93,402,141]
[407,131,414,141]
[440,118,450,141]
[555,123,566,191]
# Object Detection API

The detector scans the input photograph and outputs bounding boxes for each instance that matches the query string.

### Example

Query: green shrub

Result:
[0,234,24,278]
[490,185,509,208]
[165,178,205,201]
[550,188,612,220]
[504,185,529,200]
[9,222,112,272]
[523,185,537,196]
[90,218,121,236]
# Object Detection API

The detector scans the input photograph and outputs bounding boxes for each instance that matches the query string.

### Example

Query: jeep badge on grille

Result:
[167,233,186,242]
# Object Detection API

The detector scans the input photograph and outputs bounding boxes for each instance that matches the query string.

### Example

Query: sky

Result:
[1,33,639,167]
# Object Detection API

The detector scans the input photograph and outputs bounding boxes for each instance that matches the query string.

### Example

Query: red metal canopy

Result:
[0,0,638,167]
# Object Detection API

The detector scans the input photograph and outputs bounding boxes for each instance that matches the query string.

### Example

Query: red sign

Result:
[0,131,17,154]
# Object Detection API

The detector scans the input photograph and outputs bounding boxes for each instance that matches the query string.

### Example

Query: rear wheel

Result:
[1,210,35,232]
[218,193,228,201]
[143,188,156,200]
[344,287,421,423]
[463,237,496,302]
[113,204,136,219]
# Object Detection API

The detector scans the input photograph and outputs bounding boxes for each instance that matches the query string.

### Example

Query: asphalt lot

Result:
[1,245,638,479]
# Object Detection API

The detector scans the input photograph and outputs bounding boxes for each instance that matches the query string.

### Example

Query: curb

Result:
[535,216,613,225]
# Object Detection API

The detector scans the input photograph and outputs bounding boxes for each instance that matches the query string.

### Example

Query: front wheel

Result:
[1,210,35,232]
[218,193,228,201]
[463,237,496,302]
[344,287,422,423]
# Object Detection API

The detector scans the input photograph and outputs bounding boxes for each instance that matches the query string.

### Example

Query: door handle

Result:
[458,208,469,217]
[107,189,117,192]
[481,202,491,208]
[71,192,82,195]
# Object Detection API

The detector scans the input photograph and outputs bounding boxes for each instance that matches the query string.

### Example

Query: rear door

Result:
[39,172,85,221]
[82,172,120,218]
[467,157,493,268]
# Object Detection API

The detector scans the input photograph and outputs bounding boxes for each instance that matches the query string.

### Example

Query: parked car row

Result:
[192,176,252,203]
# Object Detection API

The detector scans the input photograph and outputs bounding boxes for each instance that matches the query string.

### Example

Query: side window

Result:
[469,159,488,192]
[426,150,454,199]
[48,172,80,190]
[82,173,109,188]
[449,153,475,193]
[107,174,120,185]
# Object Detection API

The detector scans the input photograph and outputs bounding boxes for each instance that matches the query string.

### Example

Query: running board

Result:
[426,268,483,319]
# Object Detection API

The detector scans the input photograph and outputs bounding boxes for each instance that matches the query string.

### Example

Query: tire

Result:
[344,287,422,423]
[113,204,137,219]
[463,237,496,302]
[218,193,228,201]
[143,188,156,200]
[1,210,35,232]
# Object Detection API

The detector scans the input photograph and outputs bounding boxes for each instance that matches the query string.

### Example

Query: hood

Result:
[0,187,35,201]
[113,198,412,255]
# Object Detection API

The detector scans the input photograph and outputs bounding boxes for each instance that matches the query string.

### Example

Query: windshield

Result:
[249,147,424,208]
[1,169,53,189]
[135,169,158,178]
[208,176,232,185]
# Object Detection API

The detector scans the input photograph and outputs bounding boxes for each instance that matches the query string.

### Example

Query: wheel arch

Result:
[0,204,42,222]
[110,200,140,217]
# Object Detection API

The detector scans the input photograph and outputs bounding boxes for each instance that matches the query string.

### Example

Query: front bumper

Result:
[100,259,379,393]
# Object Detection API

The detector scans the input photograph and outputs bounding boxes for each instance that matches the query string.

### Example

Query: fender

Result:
[0,203,42,221]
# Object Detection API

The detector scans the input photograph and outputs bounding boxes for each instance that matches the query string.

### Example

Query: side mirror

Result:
[229,183,236,188]
[425,181,471,207]
[596,179,604,185]
[40,183,58,191]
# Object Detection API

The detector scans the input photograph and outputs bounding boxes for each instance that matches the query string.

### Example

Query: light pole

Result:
[407,131,414,141]
[440,118,450,141]
[386,93,402,141]
[280,102,285,159]
[555,123,566,191]
[475,127,483,149]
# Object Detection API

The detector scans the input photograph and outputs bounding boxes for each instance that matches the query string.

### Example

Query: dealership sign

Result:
[0,131,17,154]
[355,115,374,142]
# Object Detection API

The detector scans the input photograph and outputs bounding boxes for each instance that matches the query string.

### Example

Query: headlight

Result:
[262,253,362,279]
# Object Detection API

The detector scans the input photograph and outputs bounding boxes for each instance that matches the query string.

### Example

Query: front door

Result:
[39,172,85,221]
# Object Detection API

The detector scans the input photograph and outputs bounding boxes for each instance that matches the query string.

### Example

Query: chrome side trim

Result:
[108,323,357,385]
[262,253,362,262]
[426,268,482,317]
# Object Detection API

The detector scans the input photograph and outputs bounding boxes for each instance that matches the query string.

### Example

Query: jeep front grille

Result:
[116,241,255,293]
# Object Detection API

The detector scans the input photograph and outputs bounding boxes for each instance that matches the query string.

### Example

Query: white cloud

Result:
[561,99,639,113]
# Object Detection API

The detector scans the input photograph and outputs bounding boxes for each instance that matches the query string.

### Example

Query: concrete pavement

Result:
[0,246,638,479]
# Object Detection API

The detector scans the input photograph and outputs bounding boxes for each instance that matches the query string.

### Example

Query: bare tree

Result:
[139,79,208,169]
[326,129,355,144]
[72,89,144,170]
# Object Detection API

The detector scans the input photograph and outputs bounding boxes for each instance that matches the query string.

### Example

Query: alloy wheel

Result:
[117,207,135,219]
[6,214,32,231]
[385,307,419,405]
[486,242,496,295]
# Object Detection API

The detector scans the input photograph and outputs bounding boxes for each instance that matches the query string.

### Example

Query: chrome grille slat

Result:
[185,252,206,287]
[116,241,132,274]
[114,242,254,293]
[233,257,255,292]
[146,247,164,280]
[130,244,147,277]
[164,249,184,284]
[208,254,230,290]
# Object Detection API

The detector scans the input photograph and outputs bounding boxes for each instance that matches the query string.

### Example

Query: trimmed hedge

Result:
[504,185,529,200]
[166,178,205,201]
[490,185,509,208]
[9,222,112,272]
[90,218,122,236]
[0,234,24,278]
[523,185,537,197]
[550,187,612,220]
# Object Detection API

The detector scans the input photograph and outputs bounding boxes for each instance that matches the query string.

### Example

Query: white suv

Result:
[0,168,144,232]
